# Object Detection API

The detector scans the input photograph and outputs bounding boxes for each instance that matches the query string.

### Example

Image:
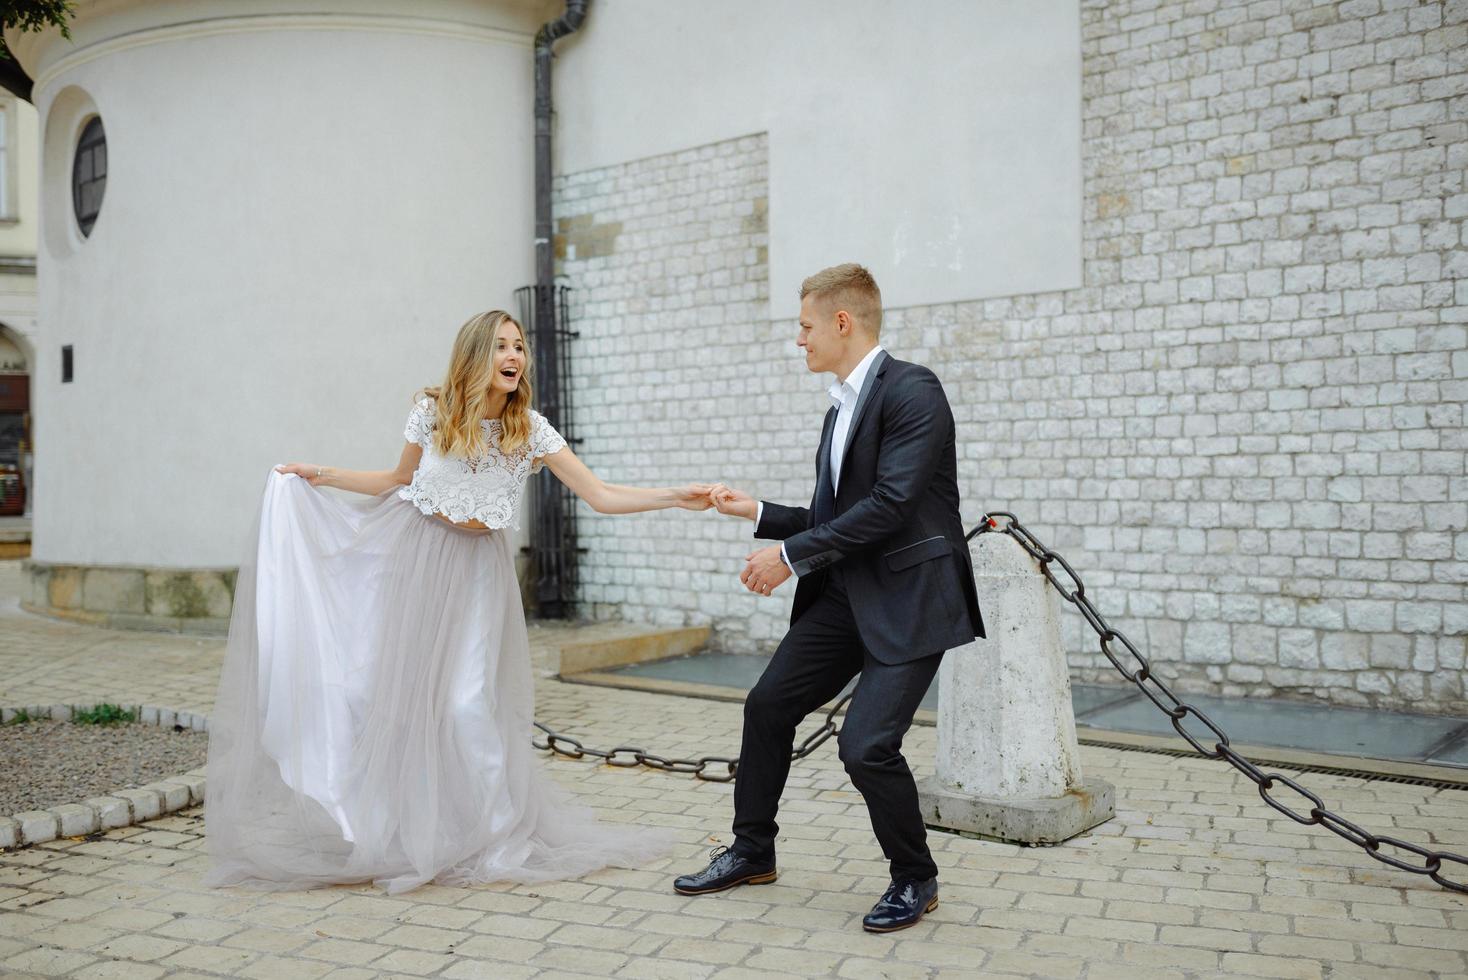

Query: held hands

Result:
[276,463,327,486]
[672,484,721,511]
[709,486,758,521]
[741,545,791,597]
[700,485,786,596]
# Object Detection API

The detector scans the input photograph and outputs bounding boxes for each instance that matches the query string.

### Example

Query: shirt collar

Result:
[828,345,885,409]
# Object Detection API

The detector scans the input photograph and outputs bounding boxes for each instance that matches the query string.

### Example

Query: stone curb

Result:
[0,702,208,851]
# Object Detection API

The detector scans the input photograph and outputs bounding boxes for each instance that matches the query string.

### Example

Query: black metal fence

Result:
[515,284,580,618]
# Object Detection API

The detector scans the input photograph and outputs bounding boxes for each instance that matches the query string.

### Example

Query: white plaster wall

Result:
[21,4,538,567]
[553,0,1082,312]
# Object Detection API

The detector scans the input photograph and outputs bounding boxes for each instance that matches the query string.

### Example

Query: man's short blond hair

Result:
[800,263,883,337]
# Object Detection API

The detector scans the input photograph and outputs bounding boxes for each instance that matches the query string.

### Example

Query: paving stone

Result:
[23,920,119,950]
[90,933,189,963]
[1220,952,1326,980]
[68,961,171,980]
[0,544,1465,980]
[368,947,458,975]
[2,944,99,976]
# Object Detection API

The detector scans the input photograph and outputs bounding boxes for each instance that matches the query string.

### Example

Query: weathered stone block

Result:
[1184,621,1233,664]
[1278,629,1320,668]
[171,775,206,806]
[1323,633,1372,670]
[54,803,98,837]
[116,788,161,821]
[1369,634,1413,669]
[16,810,58,845]
[46,564,83,610]
[24,560,51,607]
[148,781,191,812]
[919,776,1115,846]
[82,567,145,614]
[145,570,233,619]
[85,796,132,830]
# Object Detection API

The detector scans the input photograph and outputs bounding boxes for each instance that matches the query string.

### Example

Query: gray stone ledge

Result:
[24,559,236,634]
[1,702,208,851]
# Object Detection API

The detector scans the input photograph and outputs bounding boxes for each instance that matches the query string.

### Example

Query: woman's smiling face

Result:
[490,320,526,394]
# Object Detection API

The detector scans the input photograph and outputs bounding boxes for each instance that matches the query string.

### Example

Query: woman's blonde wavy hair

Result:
[419,310,534,458]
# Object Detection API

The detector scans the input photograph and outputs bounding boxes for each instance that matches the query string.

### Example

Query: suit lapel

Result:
[814,405,837,495]
[837,350,890,487]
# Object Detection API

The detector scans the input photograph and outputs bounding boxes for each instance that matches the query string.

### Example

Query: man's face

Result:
[796,294,843,375]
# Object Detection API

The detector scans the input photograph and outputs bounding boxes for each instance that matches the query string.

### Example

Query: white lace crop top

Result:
[396,398,568,528]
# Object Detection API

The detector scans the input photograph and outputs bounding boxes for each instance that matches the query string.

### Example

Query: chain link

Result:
[532,693,850,784]
[532,511,1468,896]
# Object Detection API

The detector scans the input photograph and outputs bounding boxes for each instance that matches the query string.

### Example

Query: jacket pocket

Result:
[884,535,952,572]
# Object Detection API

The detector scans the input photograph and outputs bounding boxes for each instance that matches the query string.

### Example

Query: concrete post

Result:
[917,532,1115,844]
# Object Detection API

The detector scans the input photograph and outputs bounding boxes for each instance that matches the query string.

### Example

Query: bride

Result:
[205,309,713,894]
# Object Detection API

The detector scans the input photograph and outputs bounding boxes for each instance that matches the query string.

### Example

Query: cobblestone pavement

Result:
[2,564,1467,978]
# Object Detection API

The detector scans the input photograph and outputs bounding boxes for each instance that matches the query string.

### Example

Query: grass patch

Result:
[72,703,137,725]
[5,708,38,725]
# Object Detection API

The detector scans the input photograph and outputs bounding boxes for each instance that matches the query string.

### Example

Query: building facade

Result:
[555,0,1468,715]
[13,0,1467,713]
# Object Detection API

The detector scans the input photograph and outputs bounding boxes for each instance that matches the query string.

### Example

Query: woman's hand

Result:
[673,484,720,511]
[275,463,328,487]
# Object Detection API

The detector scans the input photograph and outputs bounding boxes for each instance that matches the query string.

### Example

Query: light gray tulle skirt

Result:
[204,471,670,894]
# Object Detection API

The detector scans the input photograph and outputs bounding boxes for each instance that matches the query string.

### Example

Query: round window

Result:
[72,117,107,238]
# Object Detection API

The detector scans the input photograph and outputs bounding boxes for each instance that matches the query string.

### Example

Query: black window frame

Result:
[72,116,107,238]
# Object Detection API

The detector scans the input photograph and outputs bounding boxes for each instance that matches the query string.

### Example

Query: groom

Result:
[676,263,984,932]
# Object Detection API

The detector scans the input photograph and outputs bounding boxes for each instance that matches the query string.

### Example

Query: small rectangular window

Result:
[61,345,73,383]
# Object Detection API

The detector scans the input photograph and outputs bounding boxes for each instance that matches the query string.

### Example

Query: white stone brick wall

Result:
[556,2,1468,714]
[552,134,800,649]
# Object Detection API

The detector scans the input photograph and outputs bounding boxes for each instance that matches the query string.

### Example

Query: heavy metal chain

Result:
[972,511,1467,897]
[533,690,853,784]
[531,512,1467,896]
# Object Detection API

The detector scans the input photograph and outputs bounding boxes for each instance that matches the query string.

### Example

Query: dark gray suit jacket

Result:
[756,351,984,664]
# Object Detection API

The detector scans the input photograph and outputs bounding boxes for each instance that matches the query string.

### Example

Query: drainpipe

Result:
[535,0,589,291]
[530,0,588,618]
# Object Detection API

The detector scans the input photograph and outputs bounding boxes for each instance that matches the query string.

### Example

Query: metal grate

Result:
[515,284,580,618]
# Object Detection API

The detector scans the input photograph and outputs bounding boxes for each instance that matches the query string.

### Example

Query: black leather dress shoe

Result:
[673,845,778,895]
[861,876,939,932]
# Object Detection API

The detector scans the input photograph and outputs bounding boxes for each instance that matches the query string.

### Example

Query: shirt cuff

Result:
[755,502,796,575]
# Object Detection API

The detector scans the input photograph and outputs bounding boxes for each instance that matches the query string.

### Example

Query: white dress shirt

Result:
[827,345,885,494]
[757,346,886,576]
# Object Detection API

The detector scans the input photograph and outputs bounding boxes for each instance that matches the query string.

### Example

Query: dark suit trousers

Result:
[731,569,942,882]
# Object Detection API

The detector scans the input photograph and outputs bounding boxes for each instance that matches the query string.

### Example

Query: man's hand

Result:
[741,545,792,596]
[672,484,720,511]
[711,486,759,521]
